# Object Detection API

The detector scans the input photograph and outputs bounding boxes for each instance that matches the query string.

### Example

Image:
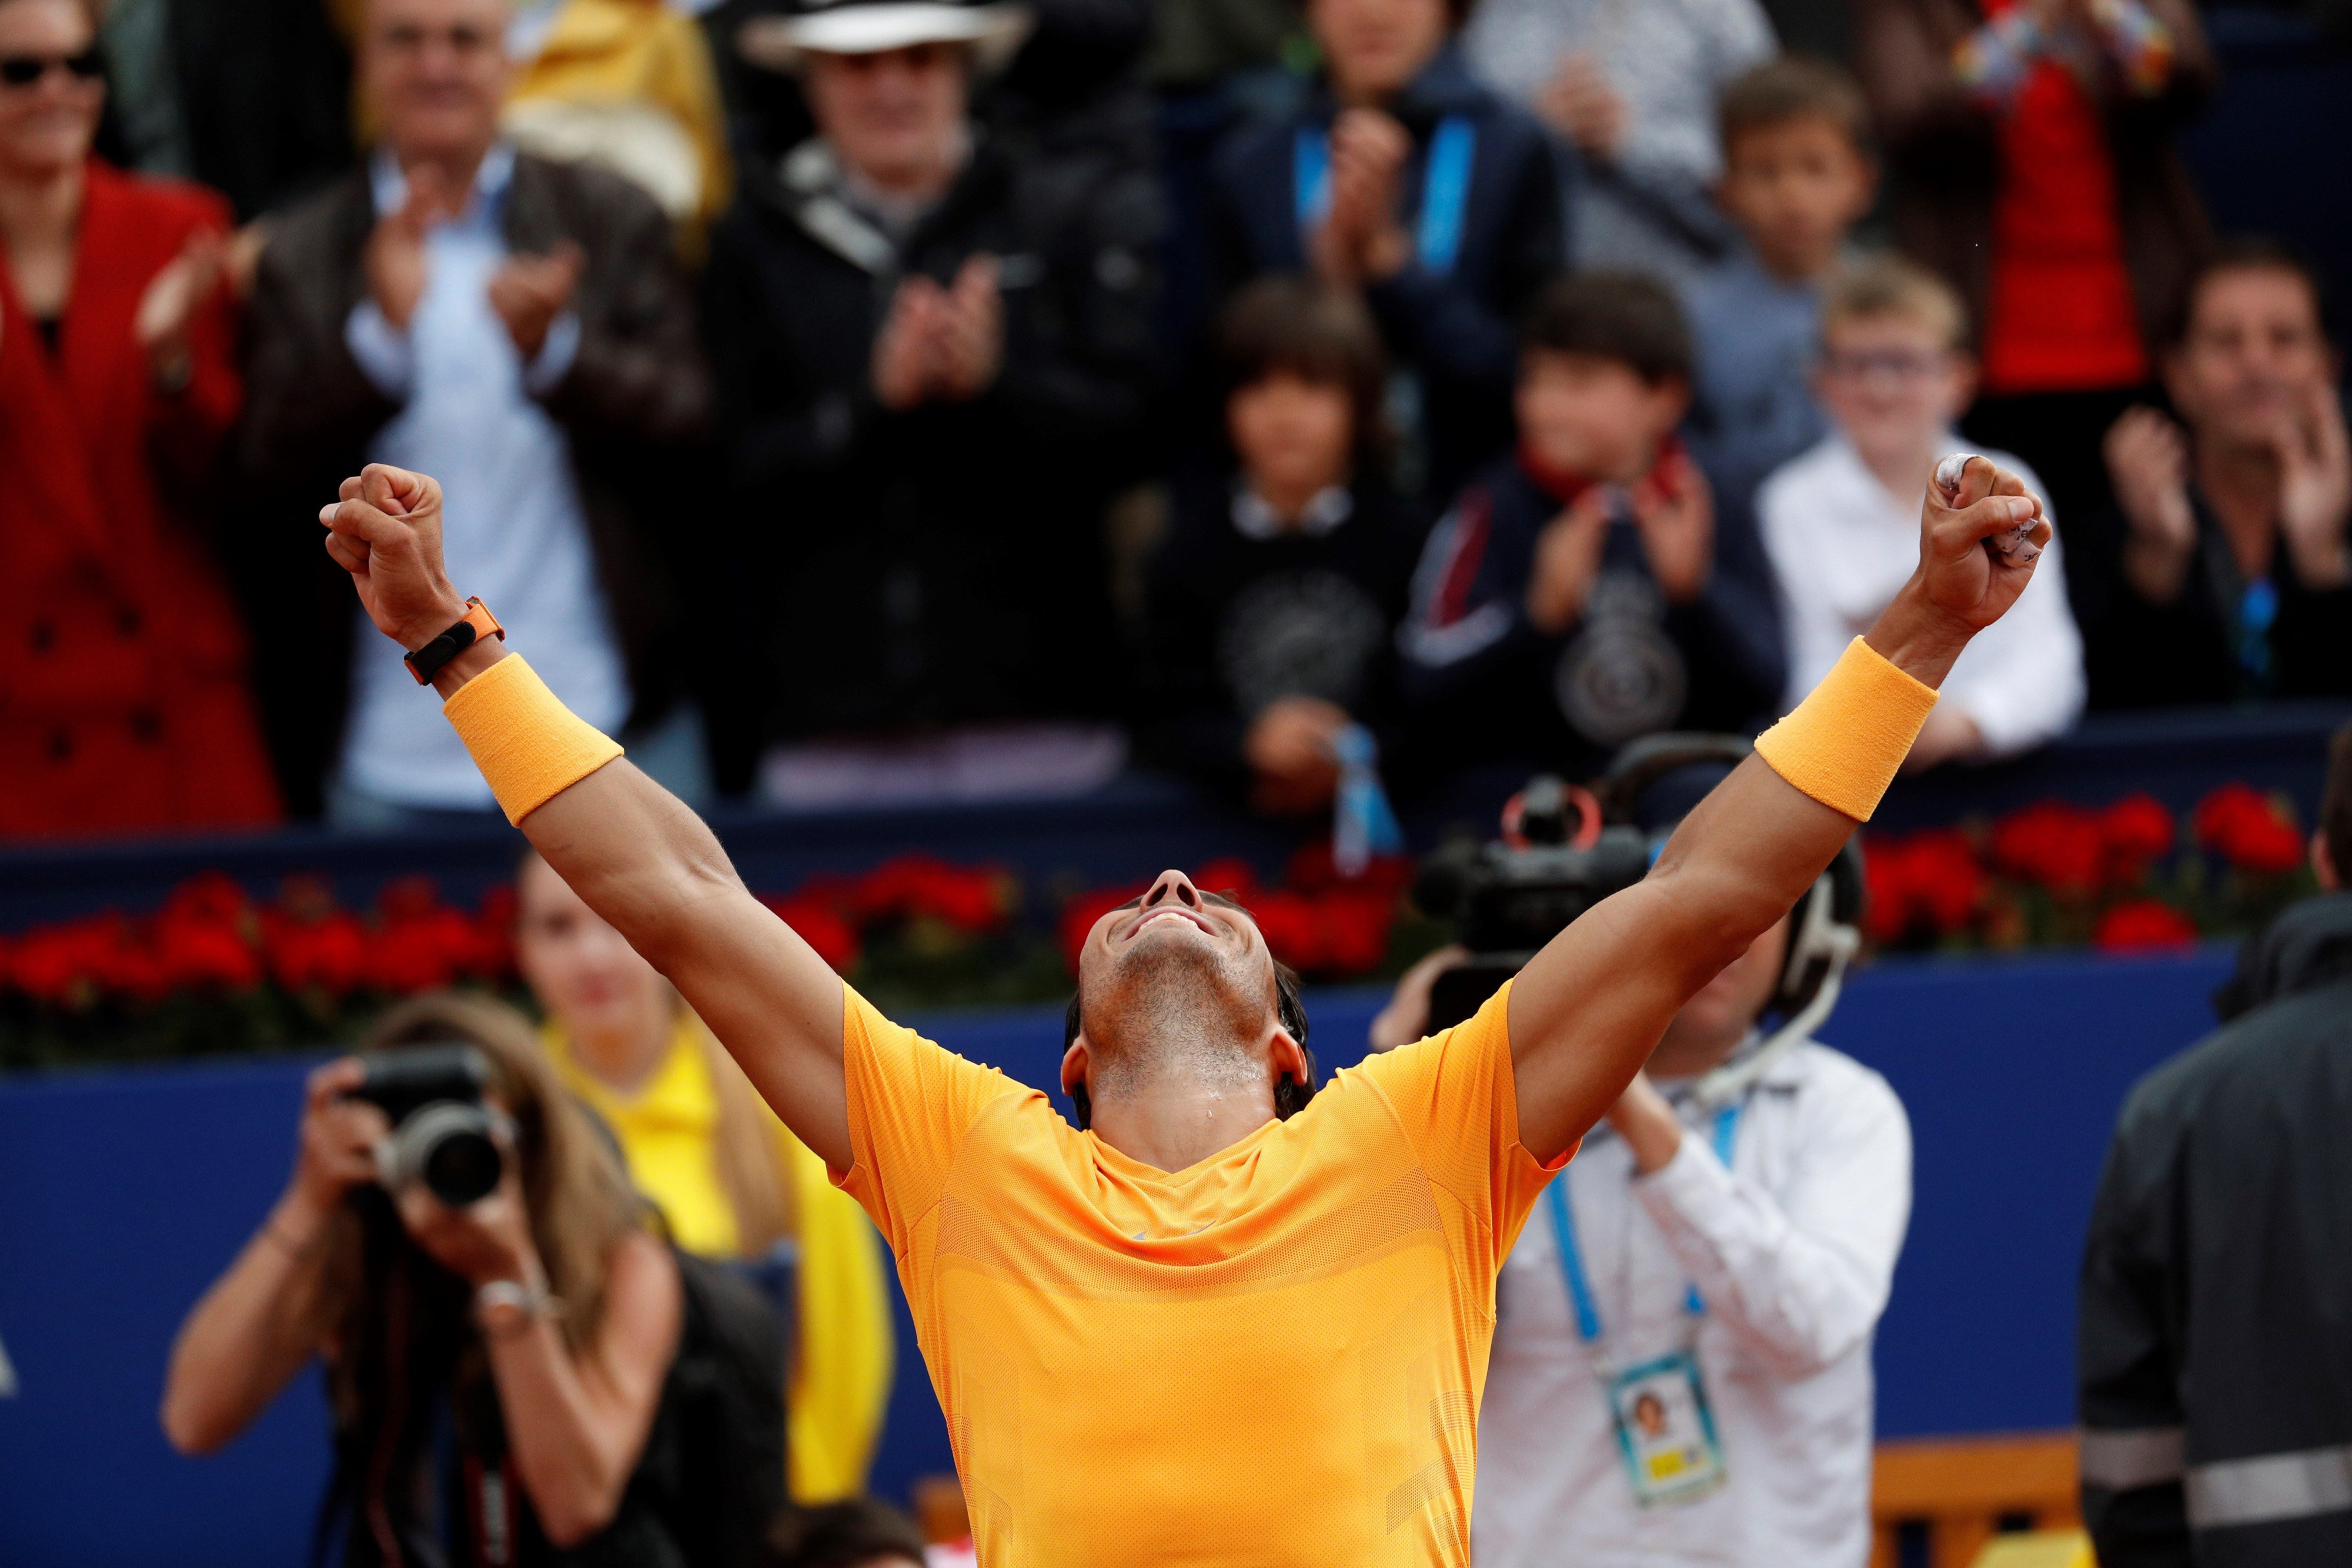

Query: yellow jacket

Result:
[502,0,733,249]
[548,1019,894,1500]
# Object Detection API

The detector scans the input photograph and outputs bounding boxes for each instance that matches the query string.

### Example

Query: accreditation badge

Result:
[1604,1350,1728,1508]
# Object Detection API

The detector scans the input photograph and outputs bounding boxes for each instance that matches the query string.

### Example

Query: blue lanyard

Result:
[1292,114,1476,276]
[1546,1103,1739,1345]
[2238,576,2279,684]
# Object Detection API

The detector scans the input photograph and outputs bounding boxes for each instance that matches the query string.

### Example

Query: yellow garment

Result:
[1753,636,1940,821]
[837,979,1570,1566]
[502,0,732,248]
[442,656,624,826]
[547,1019,894,1499]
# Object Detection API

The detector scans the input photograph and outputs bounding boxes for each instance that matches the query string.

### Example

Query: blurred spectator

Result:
[501,0,734,248]
[161,994,724,1563]
[707,0,1160,808]
[2077,723,2352,1564]
[514,852,896,1503]
[1139,279,1428,816]
[1683,55,1877,534]
[767,1498,928,1568]
[1760,258,2083,768]
[1856,0,2216,544]
[0,0,280,838]
[1204,0,1565,502]
[1399,273,1784,775]
[240,0,710,825]
[1373,850,1909,1567]
[1462,0,1773,285]
[2084,241,2352,708]
[95,0,356,222]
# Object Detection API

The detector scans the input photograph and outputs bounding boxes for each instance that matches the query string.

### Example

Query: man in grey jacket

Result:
[238,0,709,820]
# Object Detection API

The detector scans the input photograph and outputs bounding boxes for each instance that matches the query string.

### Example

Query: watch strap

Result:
[405,597,506,685]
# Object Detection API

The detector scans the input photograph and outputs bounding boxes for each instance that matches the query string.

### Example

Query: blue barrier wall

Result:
[0,947,2234,1566]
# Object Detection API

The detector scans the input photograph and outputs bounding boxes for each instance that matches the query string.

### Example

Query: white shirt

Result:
[338,146,630,809]
[1759,434,2086,758]
[1474,1040,1912,1568]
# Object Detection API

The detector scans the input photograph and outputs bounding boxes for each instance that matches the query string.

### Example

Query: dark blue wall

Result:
[0,948,2234,1566]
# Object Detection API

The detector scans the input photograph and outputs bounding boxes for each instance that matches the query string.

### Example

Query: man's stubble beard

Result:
[1087,938,1269,1102]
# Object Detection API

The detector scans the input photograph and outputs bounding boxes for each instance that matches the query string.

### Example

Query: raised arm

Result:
[1507,456,2050,1161]
[318,465,852,1171]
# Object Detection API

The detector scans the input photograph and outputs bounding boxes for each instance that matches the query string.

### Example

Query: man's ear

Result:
[1268,1027,1309,1091]
[1060,1038,1092,1099]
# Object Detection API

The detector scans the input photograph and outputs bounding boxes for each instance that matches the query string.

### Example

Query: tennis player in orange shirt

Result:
[316,453,2048,1566]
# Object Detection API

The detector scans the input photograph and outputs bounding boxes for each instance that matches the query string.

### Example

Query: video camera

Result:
[344,1044,506,1208]
[1411,735,1865,1104]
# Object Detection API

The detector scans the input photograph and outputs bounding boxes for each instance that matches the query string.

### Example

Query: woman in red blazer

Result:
[0,0,279,837]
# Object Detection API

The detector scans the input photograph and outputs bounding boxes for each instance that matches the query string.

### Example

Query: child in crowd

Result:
[1399,273,1785,772]
[1140,279,1431,816]
[1759,258,2084,767]
[1683,55,1879,534]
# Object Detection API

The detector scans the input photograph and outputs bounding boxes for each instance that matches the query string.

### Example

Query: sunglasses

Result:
[0,48,105,88]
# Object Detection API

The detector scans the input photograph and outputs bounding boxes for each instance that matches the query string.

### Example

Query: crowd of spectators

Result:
[2,0,2346,842]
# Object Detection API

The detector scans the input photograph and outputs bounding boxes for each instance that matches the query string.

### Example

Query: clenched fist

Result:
[1865,453,2051,686]
[319,463,467,651]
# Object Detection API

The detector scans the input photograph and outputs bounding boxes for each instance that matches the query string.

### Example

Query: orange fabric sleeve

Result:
[834,984,1026,1255]
[1753,637,1940,822]
[439,654,624,825]
[1352,981,1570,1247]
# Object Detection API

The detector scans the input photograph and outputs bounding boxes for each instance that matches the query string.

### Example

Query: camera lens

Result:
[422,1126,502,1207]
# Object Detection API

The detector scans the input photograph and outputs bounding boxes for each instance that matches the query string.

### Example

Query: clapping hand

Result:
[1538,52,1626,161]
[2104,406,2197,602]
[135,228,229,387]
[2274,381,2352,590]
[1631,449,1715,606]
[365,163,459,332]
[489,240,584,362]
[872,255,1005,410]
[1525,487,1613,634]
[1311,109,1412,286]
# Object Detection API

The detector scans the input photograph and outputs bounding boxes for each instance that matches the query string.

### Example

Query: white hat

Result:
[737,0,1035,73]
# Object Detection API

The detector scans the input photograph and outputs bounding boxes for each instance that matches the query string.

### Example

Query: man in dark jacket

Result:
[704,0,1160,804]
[240,0,709,821]
[2077,724,2352,1566]
[1204,0,1565,504]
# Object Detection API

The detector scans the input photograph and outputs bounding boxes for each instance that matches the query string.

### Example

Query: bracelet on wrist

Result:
[475,1275,564,1338]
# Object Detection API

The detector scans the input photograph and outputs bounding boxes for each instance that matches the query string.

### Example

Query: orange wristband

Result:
[1753,638,1939,822]
[440,654,624,825]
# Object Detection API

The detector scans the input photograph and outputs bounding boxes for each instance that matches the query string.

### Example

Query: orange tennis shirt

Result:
[834,978,1570,1565]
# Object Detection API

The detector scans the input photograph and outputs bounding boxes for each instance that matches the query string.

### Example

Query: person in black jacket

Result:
[706,0,1161,803]
[2077,722,2352,1566]
[1201,0,1565,503]
[1141,278,1428,816]
[1398,272,1785,778]
[2083,240,2352,710]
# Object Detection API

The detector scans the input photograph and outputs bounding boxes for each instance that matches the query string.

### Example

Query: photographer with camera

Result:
[161,995,701,1566]
[1375,754,1912,1567]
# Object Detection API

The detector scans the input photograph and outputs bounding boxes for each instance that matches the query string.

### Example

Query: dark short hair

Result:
[2324,722,2352,888]
[1717,54,1873,160]
[767,1500,927,1568]
[2170,236,2332,348]
[1218,276,1393,469]
[1521,272,1693,386]
[1063,891,1316,1130]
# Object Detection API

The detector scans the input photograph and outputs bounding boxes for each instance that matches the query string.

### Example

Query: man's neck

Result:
[2196,436,2281,579]
[395,142,493,203]
[837,127,970,215]
[1088,1077,1278,1172]
[571,1015,674,1098]
[1251,470,1344,527]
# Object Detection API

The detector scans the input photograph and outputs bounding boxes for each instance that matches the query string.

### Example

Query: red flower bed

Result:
[1057,848,1412,981]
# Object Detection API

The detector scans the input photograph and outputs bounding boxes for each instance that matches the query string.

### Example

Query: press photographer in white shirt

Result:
[1372,793,1911,1567]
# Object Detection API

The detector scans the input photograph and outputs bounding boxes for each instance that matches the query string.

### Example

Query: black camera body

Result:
[1414,778,1653,1032]
[345,1044,505,1208]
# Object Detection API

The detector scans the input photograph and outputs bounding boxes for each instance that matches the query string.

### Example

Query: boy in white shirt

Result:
[1759,257,2085,768]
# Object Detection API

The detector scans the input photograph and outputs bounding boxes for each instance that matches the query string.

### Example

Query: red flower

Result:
[164,872,253,927]
[764,895,861,974]
[841,855,1010,934]
[2094,898,2201,954]
[262,910,370,997]
[1314,889,1397,976]
[2194,784,2306,877]
[1906,830,1989,932]
[1057,885,1144,975]
[2099,794,2176,884]
[1248,890,1326,972]
[155,912,263,993]
[8,915,126,1006]
[1190,858,1261,900]
[1989,801,2106,899]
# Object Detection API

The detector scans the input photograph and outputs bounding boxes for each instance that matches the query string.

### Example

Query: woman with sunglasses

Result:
[0,0,280,838]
